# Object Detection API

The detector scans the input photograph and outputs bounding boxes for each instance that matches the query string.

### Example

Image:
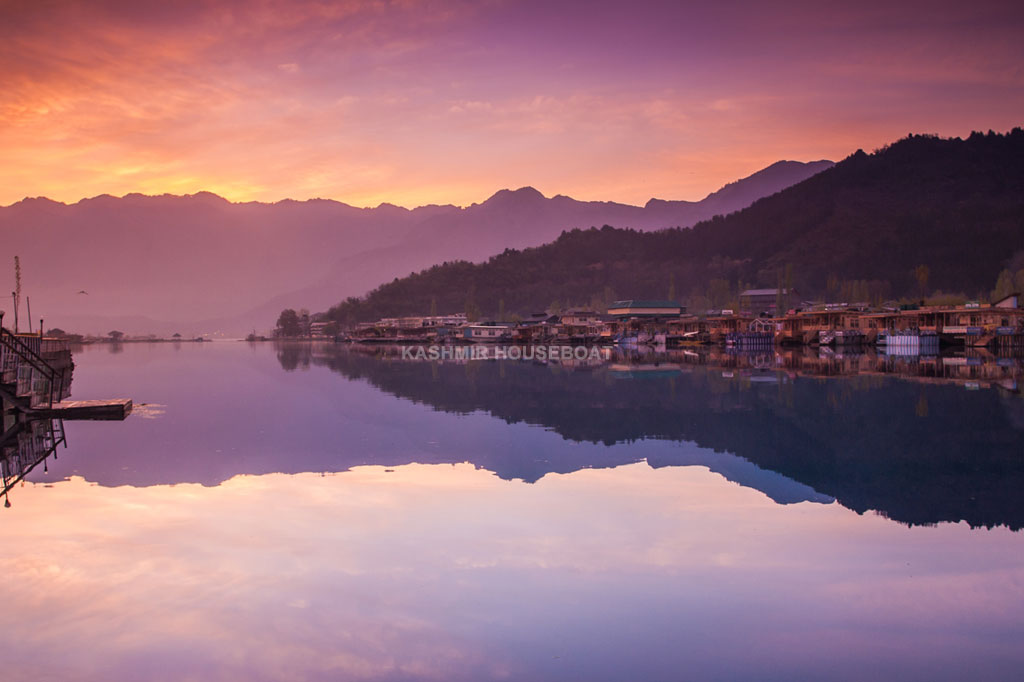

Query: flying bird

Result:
[77,290,88,295]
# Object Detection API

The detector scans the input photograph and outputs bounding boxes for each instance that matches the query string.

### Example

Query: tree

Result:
[172,332,182,339]
[464,285,481,322]
[686,286,710,314]
[323,321,341,338]
[913,264,930,299]
[108,330,124,341]
[667,273,676,302]
[46,328,66,337]
[707,278,731,309]
[275,309,302,337]
[498,299,506,322]
[603,286,616,310]
[992,269,1015,301]
[826,272,840,300]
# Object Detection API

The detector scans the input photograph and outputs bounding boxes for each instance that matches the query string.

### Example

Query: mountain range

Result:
[0,160,832,335]
[324,129,1024,324]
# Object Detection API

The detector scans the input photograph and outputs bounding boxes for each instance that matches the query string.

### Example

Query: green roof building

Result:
[607,300,683,318]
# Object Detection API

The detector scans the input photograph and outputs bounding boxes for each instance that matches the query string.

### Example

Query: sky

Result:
[2,0,1022,208]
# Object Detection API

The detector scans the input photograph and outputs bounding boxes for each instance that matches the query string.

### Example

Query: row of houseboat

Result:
[341,294,1024,352]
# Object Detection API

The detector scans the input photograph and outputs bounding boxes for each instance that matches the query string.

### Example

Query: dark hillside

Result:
[324,129,1024,323]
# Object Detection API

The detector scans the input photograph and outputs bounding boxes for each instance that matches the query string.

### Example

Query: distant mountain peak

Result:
[643,197,695,210]
[643,159,833,211]
[373,202,409,213]
[9,196,64,209]
[698,159,835,206]
[186,190,231,203]
[482,186,547,205]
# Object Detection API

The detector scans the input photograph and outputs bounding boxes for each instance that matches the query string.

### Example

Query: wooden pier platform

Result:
[36,399,133,421]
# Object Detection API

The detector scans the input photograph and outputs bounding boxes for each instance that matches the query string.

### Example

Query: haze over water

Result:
[3,341,1022,681]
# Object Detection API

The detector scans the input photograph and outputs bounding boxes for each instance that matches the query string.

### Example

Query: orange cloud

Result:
[1,0,1022,207]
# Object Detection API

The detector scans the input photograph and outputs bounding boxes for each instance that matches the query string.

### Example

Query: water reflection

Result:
[33,343,832,507]
[4,342,1022,681]
[7,463,1023,681]
[290,343,1024,530]
[28,342,1024,531]
[1,418,65,505]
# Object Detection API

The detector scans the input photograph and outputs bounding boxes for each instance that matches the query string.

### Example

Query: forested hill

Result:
[324,129,1024,323]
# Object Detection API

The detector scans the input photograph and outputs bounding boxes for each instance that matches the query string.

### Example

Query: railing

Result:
[0,419,66,503]
[0,327,66,408]
[41,338,71,353]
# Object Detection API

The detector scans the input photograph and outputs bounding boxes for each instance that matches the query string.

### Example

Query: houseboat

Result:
[464,323,515,343]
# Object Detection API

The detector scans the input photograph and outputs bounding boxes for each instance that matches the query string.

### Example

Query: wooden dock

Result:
[36,399,133,421]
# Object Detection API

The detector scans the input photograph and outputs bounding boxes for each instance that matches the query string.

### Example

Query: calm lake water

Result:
[4,341,1024,681]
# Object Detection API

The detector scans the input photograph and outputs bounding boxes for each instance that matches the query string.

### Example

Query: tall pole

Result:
[10,292,16,333]
[26,296,31,335]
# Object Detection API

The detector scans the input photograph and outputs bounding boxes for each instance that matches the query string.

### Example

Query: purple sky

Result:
[2,0,1022,206]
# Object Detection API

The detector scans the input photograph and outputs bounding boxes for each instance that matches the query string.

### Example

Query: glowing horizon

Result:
[2,0,1022,208]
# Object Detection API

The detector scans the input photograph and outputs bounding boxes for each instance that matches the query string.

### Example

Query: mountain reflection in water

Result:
[280,342,1024,531]
[30,342,1024,531]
